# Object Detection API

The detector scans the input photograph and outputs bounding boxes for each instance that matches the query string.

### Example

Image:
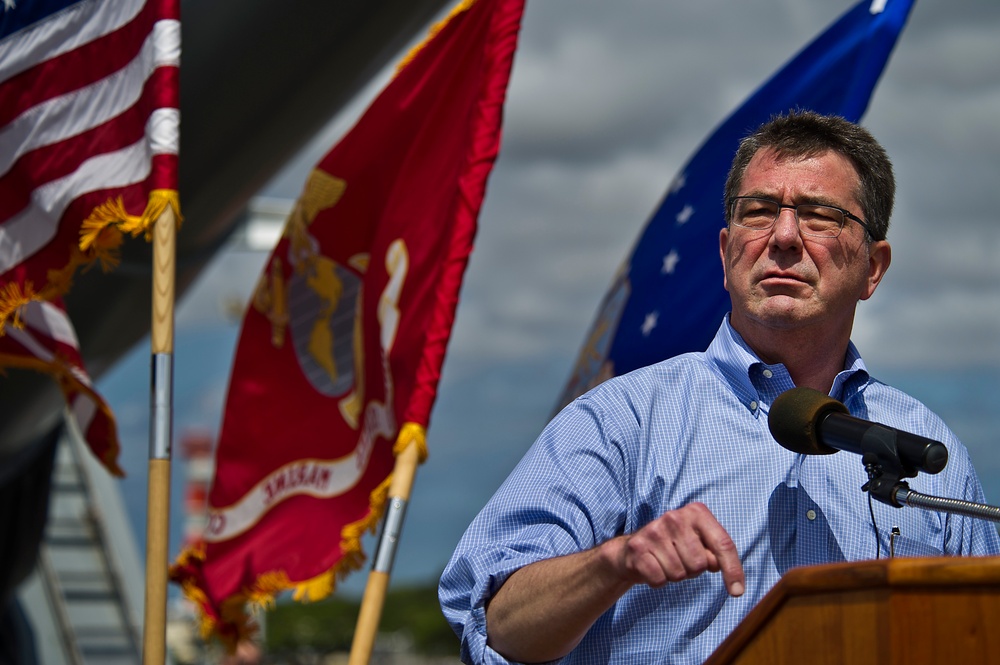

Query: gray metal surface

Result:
[20,420,146,664]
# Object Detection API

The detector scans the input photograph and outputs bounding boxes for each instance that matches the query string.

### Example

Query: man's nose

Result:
[770,206,801,248]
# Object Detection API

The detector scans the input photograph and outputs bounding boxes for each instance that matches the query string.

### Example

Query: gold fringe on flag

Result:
[172,422,430,648]
[79,189,183,266]
[0,190,182,335]
[290,570,335,603]
[0,282,36,334]
[0,351,125,476]
[395,0,477,73]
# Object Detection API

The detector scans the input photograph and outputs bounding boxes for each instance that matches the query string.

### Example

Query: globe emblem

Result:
[287,257,363,397]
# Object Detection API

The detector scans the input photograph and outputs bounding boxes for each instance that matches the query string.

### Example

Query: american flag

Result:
[0,0,180,474]
[557,0,915,410]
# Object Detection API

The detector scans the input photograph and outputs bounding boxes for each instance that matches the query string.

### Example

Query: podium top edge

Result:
[783,555,1000,593]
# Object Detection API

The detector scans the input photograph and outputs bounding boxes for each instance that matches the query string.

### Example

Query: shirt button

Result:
[749,400,758,411]
[806,509,817,521]
[762,369,773,379]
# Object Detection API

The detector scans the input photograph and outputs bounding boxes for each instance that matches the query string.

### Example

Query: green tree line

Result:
[265,582,460,656]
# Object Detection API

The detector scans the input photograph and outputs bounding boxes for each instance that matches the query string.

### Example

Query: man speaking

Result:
[438,112,1000,664]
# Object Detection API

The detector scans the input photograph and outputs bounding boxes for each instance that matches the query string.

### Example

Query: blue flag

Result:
[556,0,916,410]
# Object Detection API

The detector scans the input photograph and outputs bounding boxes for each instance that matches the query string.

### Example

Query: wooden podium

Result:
[704,556,1000,665]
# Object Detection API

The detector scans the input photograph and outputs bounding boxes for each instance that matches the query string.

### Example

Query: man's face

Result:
[719,147,890,338]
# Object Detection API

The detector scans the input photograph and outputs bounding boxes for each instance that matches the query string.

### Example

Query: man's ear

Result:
[861,239,891,301]
[719,227,730,293]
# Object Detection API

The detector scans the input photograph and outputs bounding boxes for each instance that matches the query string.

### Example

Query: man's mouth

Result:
[758,271,809,290]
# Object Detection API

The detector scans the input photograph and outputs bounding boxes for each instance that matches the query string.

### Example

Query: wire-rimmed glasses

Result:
[729,196,873,239]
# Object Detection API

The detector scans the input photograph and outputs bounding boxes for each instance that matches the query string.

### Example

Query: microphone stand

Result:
[892,485,1000,523]
[859,424,1000,524]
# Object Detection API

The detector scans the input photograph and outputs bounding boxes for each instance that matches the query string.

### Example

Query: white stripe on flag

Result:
[149,105,179,155]
[153,17,180,66]
[70,391,99,438]
[6,320,93,389]
[0,0,145,80]
[22,299,80,348]
[5,325,53,363]
[0,19,180,178]
[0,113,178,273]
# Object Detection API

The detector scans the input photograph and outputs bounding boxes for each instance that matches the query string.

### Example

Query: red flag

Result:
[0,0,181,474]
[170,0,524,645]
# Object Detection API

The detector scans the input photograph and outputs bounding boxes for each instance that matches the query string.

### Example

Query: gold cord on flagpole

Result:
[143,203,176,665]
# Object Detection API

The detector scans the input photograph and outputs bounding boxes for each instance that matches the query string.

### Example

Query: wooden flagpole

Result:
[143,204,177,665]
[347,442,422,665]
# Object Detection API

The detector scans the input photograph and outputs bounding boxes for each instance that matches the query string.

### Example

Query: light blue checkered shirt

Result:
[439,318,1000,664]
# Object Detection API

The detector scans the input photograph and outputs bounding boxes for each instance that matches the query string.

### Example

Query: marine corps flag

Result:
[556,0,915,409]
[171,0,524,644]
[0,0,181,474]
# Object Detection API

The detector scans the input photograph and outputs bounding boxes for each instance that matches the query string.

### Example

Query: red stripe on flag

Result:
[0,304,124,476]
[0,1,169,125]
[148,152,179,192]
[0,66,179,222]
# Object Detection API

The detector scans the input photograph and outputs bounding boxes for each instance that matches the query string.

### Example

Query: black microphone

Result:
[767,387,948,475]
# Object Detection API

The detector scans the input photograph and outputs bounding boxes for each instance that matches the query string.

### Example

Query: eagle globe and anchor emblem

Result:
[253,168,382,431]
[202,167,413,544]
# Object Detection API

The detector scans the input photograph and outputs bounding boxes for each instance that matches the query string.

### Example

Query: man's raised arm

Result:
[485,502,745,663]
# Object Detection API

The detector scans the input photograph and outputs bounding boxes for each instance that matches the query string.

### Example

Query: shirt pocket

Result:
[890,535,944,558]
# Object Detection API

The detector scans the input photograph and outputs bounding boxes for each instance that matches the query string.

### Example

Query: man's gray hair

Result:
[724,110,894,241]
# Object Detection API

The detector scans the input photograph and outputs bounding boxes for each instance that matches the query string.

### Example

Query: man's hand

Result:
[486,502,743,663]
[618,502,745,596]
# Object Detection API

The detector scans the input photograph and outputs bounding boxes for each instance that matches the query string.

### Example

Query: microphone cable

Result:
[861,461,882,560]
[867,492,880,559]
[864,457,881,559]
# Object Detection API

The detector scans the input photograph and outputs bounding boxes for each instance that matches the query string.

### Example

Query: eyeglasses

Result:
[729,196,874,239]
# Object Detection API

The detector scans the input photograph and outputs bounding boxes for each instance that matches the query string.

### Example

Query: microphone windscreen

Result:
[768,387,848,455]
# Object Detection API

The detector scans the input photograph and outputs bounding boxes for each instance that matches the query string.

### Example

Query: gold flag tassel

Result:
[0,282,36,335]
[79,189,183,269]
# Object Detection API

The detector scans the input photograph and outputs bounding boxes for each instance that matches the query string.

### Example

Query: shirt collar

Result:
[706,315,872,412]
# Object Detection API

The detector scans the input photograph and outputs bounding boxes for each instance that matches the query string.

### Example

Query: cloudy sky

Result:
[100,0,1000,592]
